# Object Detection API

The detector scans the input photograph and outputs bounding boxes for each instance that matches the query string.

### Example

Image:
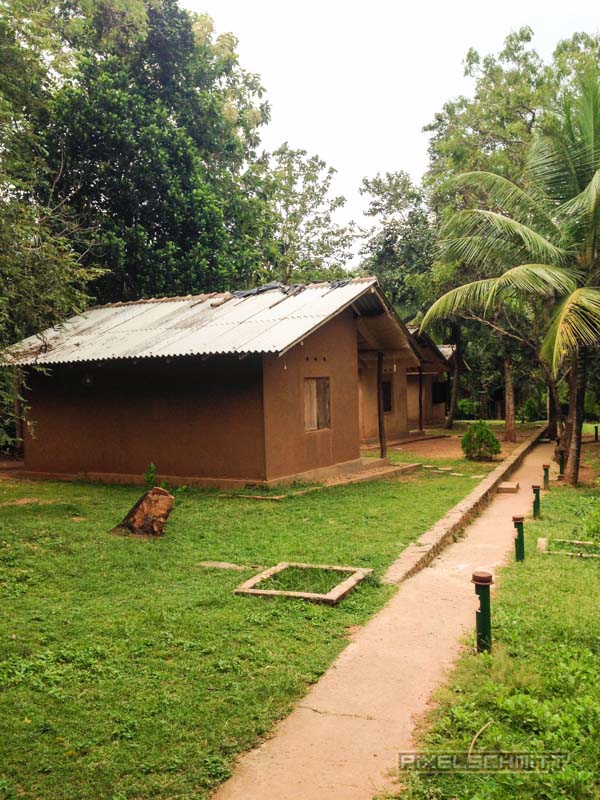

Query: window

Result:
[304,378,331,431]
[382,379,393,413]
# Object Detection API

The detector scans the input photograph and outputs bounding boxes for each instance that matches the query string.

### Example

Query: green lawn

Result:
[362,435,497,473]
[257,565,350,594]
[400,482,600,800]
[582,440,600,474]
[369,421,543,472]
[383,447,496,472]
[0,465,479,800]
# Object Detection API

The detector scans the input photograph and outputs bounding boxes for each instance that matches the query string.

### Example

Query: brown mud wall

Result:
[262,310,361,481]
[24,356,266,481]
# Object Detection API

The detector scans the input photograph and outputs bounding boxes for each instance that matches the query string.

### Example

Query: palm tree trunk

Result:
[546,379,560,440]
[444,324,460,430]
[536,357,561,440]
[556,363,577,466]
[503,355,516,442]
[565,350,587,486]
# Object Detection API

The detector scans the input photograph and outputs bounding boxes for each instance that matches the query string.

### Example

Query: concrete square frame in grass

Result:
[234,562,373,606]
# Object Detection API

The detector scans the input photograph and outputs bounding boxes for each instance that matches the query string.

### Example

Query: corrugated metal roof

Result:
[6,277,407,366]
[407,326,450,368]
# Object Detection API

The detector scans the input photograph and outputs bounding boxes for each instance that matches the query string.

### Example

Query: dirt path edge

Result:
[382,425,548,585]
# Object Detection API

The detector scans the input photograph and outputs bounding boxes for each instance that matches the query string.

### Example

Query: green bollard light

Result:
[595,425,598,443]
[513,515,525,562]
[543,463,550,491]
[532,484,541,519]
[472,571,493,653]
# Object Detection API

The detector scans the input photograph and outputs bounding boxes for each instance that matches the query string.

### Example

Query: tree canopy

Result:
[263,143,357,284]
[44,1,274,301]
[422,70,600,482]
[359,171,435,318]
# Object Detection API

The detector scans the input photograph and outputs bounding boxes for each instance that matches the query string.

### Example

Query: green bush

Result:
[456,397,479,419]
[461,421,501,461]
[144,462,157,489]
[584,388,600,421]
[519,396,544,422]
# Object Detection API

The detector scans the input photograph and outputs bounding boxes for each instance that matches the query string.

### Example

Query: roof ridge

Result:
[92,293,217,310]
[89,276,376,311]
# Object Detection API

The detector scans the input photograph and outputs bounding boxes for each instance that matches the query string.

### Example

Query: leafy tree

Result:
[425,27,545,207]
[415,29,557,431]
[418,28,600,440]
[359,172,435,317]
[44,2,274,301]
[58,0,150,52]
[263,143,356,284]
[423,74,600,484]
[0,0,103,448]
[424,28,600,212]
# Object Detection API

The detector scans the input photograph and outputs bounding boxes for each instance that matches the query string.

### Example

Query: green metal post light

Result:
[472,571,493,653]
[513,515,525,562]
[543,464,550,491]
[532,485,541,519]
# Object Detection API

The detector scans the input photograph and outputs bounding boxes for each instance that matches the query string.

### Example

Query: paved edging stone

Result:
[382,426,548,585]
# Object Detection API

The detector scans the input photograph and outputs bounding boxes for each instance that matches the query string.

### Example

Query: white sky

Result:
[182,0,599,226]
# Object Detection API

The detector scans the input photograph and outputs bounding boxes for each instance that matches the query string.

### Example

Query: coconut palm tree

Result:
[422,74,600,484]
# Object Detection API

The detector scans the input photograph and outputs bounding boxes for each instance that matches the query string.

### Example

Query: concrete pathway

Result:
[213,443,555,800]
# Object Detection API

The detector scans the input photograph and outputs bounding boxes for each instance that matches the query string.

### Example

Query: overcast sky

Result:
[182,0,599,225]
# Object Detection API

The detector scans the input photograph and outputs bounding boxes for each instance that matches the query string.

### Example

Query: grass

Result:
[257,565,352,594]
[220,478,321,499]
[422,420,542,435]
[580,439,600,477]
[0,464,480,800]
[383,448,495,473]
[363,421,543,475]
[399,482,600,800]
[582,421,600,434]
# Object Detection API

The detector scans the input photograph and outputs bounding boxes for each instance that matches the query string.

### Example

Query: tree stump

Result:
[115,486,174,536]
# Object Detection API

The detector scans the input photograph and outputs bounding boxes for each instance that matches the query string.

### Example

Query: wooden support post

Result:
[418,365,424,432]
[376,351,387,459]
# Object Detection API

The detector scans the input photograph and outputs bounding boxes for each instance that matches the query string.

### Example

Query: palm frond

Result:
[492,264,576,295]
[421,264,575,329]
[530,76,600,200]
[448,172,559,233]
[542,287,600,371]
[441,210,566,266]
[560,168,600,219]
[571,74,600,178]
[441,235,530,267]
[527,134,580,203]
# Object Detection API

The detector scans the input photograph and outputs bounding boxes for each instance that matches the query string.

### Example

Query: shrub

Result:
[461,421,501,461]
[144,462,169,491]
[456,397,479,419]
[584,388,600,421]
[518,396,544,422]
[144,462,157,489]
